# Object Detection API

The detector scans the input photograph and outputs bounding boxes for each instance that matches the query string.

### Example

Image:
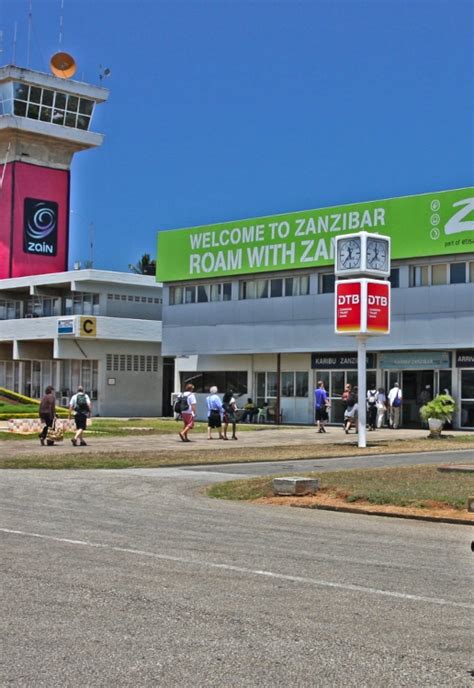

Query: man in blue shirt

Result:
[314,380,329,433]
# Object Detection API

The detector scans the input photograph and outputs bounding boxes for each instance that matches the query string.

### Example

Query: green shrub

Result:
[419,394,456,423]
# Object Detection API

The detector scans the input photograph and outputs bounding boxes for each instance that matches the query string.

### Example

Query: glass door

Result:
[384,370,435,427]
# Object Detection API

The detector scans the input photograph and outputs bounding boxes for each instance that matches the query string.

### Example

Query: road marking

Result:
[1,527,472,610]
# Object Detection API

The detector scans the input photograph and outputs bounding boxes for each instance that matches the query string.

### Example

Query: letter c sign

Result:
[80,316,97,337]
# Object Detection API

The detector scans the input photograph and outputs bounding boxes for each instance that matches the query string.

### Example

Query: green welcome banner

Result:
[156,187,474,282]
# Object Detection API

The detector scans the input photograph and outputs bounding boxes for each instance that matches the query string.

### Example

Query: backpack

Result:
[392,393,401,408]
[367,391,377,405]
[75,392,89,413]
[174,394,189,414]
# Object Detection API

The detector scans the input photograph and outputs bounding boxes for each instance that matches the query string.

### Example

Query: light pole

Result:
[70,210,94,268]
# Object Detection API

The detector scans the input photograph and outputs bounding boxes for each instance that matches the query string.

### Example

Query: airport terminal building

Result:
[157,187,474,428]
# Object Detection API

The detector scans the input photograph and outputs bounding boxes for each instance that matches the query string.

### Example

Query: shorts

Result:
[344,405,358,420]
[74,412,87,430]
[315,407,328,422]
[181,412,194,428]
[208,410,222,428]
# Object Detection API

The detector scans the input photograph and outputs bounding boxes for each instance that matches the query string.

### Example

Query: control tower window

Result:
[42,90,54,107]
[0,83,13,114]
[14,83,29,100]
[29,86,42,103]
[67,95,79,111]
[10,82,95,132]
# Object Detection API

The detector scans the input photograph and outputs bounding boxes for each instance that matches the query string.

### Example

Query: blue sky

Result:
[1,0,472,272]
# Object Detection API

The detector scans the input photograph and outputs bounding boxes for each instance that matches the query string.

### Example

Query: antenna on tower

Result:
[58,0,64,48]
[12,21,18,64]
[26,0,33,68]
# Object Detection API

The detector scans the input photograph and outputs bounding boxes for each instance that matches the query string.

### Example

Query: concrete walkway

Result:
[0,424,469,459]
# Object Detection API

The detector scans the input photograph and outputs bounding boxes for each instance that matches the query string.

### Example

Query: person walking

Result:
[38,385,56,446]
[388,381,403,429]
[314,380,329,433]
[343,386,358,434]
[222,391,238,440]
[68,385,91,446]
[178,383,197,442]
[206,386,224,440]
[376,387,387,428]
[367,384,378,431]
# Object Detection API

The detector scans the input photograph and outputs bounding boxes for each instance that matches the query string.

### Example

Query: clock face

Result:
[367,238,388,271]
[338,238,361,270]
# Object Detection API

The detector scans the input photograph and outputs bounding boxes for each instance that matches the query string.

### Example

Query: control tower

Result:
[0,55,109,278]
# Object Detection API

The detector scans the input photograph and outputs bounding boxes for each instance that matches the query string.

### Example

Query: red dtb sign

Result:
[335,280,362,333]
[367,280,390,334]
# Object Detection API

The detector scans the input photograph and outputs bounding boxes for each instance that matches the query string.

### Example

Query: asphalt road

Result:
[1,451,473,687]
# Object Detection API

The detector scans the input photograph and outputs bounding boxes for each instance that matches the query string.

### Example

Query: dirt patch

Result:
[254,493,474,523]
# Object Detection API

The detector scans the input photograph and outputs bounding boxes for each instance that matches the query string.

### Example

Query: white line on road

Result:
[2,526,472,610]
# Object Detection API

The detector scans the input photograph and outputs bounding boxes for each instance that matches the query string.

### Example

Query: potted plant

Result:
[419,393,456,437]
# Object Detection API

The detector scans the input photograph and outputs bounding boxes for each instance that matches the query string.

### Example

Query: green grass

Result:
[0,403,43,414]
[207,464,474,510]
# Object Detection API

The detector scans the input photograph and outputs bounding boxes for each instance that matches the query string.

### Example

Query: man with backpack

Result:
[367,385,378,431]
[388,382,403,429]
[68,385,91,446]
[175,383,197,442]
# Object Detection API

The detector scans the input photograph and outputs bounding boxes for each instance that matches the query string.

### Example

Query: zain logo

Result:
[23,198,58,256]
[444,198,474,236]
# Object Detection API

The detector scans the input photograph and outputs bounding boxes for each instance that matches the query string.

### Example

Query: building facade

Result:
[0,269,169,416]
[157,188,474,428]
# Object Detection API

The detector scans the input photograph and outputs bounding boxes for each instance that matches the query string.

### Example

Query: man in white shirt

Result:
[178,383,197,443]
[68,385,91,446]
[388,382,402,429]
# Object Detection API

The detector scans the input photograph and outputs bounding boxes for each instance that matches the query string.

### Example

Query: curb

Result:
[291,502,474,526]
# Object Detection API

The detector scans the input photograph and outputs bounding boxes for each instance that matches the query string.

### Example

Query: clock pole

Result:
[335,231,391,450]
[357,334,367,448]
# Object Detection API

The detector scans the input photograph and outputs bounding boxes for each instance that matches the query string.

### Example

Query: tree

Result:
[129,253,156,276]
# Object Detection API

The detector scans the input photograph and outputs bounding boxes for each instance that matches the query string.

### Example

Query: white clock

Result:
[367,237,389,271]
[337,237,361,271]
[335,232,390,277]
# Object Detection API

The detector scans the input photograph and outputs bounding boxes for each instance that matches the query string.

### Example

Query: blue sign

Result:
[57,318,74,335]
[379,352,451,370]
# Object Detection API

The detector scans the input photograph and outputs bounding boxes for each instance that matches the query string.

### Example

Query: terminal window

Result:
[180,371,247,395]
[6,82,95,131]
[170,282,232,305]
[239,275,310,299]
[409,261,473,287]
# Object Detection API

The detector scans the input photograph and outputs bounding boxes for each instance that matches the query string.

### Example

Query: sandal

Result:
[179,432,186,442]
